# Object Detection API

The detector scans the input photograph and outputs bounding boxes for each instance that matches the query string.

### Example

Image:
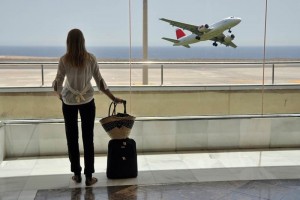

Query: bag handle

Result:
[108,100,127,116]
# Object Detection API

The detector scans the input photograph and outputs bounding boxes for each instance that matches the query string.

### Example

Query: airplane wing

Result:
[160,18,201,35]
[227,41,237,48]
[211,34,238,48]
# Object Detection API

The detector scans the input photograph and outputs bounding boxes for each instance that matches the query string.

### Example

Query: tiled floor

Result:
[34,180,300,200]
[1,150,300,199]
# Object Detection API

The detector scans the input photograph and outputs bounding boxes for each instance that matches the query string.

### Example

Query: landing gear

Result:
[213,42,218,47]
[195,36,200,40]
[228,29,232,33]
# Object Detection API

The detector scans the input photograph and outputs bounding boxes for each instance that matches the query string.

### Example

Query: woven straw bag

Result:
[100,101,135,139]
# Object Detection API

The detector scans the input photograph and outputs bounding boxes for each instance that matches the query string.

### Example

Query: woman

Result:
[53,29,124,186]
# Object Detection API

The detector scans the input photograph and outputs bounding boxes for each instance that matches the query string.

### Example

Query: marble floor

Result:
[1,149,300,199]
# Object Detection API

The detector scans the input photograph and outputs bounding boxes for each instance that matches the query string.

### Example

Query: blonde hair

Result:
[64,29,90,68]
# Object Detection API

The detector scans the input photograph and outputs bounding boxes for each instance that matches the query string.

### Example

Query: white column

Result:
[143,0,148,85]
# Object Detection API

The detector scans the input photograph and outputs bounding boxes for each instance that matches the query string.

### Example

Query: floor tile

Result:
[30,157,69,176]
[0,159,37,177]
[0,177,28,193]
[217,191,269,200]
[260,150,300,166]
[18,190,37,200]
[23,174,70,190]
[0,191,22,200]
[145,154,188,170]
[232,180,295,200]
[152,169,198,184]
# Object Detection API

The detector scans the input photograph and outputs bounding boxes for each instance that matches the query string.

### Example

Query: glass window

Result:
[0,0,299,119]
[266,0,300,84]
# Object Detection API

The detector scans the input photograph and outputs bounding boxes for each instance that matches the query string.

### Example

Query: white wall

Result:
[1,85,300,120]
[4,115,300,158]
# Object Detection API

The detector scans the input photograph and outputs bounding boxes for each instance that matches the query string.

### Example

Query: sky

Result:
[0,0,299,47]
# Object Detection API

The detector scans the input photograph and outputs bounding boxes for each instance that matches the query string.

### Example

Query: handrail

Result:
[3,113,300,125]
[0,60,299,87]
[1,84,300,94]
[0,60,300,65]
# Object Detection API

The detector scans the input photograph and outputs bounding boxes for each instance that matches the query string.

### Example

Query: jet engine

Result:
[198,24,209,32]
[224,34,235,42]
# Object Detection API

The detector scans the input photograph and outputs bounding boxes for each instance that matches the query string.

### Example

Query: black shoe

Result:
[72,175,82,183]
[85,177,98,186]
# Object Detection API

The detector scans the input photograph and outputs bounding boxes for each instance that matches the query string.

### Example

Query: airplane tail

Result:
[176,28,186,39]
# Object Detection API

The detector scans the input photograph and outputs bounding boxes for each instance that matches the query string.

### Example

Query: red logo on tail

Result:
[176,29,186,39]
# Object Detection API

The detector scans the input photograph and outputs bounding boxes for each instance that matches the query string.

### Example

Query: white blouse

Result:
[53,53,108,105]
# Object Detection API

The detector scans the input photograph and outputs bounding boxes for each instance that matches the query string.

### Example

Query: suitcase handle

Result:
[108,100,127,116]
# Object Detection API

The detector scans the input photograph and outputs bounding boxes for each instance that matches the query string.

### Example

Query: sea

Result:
[0,46,299,60]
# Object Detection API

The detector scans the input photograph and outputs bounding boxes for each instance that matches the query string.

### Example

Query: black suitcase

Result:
[106,138,138,179]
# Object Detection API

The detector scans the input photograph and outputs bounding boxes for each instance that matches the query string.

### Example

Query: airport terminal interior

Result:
[1,0,300,199]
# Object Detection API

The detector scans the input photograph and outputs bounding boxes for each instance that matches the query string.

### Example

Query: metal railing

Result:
[0,60,299,87]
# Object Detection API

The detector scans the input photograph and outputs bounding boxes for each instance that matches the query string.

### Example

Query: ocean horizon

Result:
[0,46,299,60]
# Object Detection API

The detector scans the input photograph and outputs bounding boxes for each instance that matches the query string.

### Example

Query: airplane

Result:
[160,16,241,48]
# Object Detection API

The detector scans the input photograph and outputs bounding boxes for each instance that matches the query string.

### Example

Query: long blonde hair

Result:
[64,29,89,68]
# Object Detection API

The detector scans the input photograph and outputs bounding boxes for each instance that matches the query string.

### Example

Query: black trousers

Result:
[62,99,95,176]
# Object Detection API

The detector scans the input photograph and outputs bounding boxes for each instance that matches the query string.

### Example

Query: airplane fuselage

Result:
[173,17,241,47]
